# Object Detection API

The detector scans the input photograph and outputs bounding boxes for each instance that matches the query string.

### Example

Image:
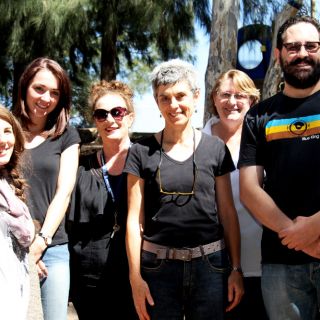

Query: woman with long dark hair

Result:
[13,57,81,320]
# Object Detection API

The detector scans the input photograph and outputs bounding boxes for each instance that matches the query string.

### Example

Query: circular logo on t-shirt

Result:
[288,120,307,135]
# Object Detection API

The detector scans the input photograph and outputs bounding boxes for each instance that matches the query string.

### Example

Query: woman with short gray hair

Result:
[125,59,243,320]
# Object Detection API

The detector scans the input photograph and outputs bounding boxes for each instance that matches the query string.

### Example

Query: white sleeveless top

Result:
[203,117,262,277]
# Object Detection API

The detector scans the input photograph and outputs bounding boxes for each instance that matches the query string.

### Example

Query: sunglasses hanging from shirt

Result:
[157,128,197,196]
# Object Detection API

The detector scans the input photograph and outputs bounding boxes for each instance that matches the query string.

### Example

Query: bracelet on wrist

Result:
[37,232,52,246]
[231,266,243,275]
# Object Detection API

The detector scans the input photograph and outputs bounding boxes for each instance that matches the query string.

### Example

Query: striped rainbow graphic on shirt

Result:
[265,114,320,141]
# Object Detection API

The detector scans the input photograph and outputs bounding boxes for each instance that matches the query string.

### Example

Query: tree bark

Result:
[262,1,302,99]
[100,27,117,81]
[203,0,239,125]
[12,61,27,107]
[311,0,316,18]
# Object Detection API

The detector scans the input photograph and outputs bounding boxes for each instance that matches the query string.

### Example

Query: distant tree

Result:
[204,0,239,122]
[262,1,303,99]
[0,0,89,106]
[204,0,308,125]
[0,0,211,125]
[311,0,316,17]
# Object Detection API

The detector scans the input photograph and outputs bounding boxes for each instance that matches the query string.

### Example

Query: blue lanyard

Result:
[100,151,119,238]
[101,152,116,203]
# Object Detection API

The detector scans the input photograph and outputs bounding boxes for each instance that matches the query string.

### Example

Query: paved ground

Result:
[67,302,79,320]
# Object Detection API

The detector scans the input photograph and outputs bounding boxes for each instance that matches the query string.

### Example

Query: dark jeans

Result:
[226,276,268,320]
[141,248,229,320]
[72,278,138,320]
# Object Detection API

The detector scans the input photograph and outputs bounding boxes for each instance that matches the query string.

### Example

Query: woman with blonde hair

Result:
[203,69,267,319]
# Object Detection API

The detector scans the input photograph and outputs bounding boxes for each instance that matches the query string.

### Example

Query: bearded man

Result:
[239,15,320,320]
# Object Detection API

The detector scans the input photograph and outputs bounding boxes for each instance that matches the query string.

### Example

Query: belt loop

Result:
[166,247,170,260]
[171,248,176,259]
[199,245,205,260]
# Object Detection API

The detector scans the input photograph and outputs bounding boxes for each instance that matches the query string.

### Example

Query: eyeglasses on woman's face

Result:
[93,107,128,122]
[218,91,249,103]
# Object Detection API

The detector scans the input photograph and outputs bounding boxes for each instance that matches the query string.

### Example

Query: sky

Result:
[131,25,210,133]
[131,3,320,134]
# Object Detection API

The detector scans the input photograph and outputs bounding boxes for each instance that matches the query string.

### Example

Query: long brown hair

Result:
[0,105,27,201]
[13,57,71,138]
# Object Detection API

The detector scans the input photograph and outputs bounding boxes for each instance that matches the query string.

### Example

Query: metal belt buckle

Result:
[168,248,176,260]
[179,248,193,261]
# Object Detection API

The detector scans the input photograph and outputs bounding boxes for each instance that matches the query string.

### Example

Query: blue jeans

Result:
[40,244,70,320]
[141,248,229,320]
[262,263,320,320]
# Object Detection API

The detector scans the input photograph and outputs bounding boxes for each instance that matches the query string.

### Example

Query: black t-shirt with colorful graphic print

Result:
[238,90,320,265]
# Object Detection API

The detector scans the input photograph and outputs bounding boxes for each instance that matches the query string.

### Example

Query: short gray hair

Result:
[150,59,199,98]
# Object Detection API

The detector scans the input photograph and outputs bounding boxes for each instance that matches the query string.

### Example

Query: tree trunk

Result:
[262,1,302,99]
[12,61,27,108]
[311,0,316,18]
[203,0,239,124]
[100,26,117,81]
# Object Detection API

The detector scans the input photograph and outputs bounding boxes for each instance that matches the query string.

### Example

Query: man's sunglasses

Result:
[93,107,128,122]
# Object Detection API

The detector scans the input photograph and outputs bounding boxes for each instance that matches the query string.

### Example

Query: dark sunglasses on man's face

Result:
[93,107,128,122]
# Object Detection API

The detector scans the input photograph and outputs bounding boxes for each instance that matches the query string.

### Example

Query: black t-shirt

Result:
[68,152,129,277]
[238,90,320,264]
[124,132,235,247]
[68,152,136,319]
[23,126,81,246]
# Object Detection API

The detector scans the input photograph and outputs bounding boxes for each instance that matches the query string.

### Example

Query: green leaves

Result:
[0,0,211,124]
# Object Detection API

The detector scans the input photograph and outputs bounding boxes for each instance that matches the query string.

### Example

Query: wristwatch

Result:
[231,266,243,274]
[38,232,52,246]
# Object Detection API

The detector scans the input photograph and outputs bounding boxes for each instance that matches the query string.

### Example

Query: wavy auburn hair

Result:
[88,80,134,113]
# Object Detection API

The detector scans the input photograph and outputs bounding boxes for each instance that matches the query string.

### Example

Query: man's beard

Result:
[280,56,320,89]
